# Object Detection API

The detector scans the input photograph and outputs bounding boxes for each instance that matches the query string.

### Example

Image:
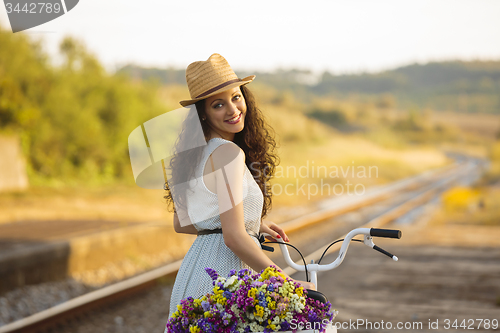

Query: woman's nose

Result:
[228,101,239,113]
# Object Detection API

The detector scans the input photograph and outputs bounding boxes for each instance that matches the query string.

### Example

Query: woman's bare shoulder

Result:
[210,141,245,170]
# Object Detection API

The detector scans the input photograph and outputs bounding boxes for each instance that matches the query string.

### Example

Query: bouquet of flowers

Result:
[166,265,338,333]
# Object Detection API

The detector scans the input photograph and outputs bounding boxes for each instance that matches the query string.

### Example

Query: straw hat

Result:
[179,53,255,107]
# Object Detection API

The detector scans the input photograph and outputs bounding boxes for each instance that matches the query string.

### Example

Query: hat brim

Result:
[179,75,256,107]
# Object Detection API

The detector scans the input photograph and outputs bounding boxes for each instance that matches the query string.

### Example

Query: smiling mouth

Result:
[224,113,241,124]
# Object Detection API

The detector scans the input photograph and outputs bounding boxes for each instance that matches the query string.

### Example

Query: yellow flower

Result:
[254,305,264,318]
[259,266,282,281]
[248,287,258,300]
[266,322,277,331]
[189,326,201,333]
[296,287,303,297]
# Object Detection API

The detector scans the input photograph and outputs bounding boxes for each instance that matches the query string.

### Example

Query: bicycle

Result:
[258,227,403,333]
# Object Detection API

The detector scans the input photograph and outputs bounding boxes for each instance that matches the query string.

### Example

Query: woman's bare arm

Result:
[222,200,286,275]
[211,143,292,278]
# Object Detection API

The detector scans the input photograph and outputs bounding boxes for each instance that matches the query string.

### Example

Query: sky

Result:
[1,0,500,75]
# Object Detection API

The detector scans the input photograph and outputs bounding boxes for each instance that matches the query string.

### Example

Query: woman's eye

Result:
[213,103,223,109]
[234,94,241,100]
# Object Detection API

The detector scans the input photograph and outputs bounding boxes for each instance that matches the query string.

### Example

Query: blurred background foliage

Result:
[0,27,169,186]
[2,24,500,191]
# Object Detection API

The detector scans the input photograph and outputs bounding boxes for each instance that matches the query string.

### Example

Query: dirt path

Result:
[322,243,499,332]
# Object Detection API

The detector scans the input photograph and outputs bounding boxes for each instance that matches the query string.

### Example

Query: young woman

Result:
[163,53,315,324]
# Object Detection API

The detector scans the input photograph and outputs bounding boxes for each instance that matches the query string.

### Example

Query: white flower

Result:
[249,322,264,332]
[224,276,237,288]
[228,280,243,292]
[231,304,241,315]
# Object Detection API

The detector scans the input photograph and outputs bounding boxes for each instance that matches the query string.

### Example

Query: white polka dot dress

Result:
[166,138,264,327]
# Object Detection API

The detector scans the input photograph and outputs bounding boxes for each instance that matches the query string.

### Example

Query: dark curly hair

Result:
[163,84,280,220]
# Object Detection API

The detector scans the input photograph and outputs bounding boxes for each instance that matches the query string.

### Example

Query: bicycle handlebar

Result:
[262,227,402,288]
[261,227,402,300]
[370,228,402,239]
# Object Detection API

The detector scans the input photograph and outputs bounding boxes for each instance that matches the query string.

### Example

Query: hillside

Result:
[119,60,500,114]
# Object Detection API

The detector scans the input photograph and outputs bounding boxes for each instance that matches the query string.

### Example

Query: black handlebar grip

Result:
[370,228,402,239]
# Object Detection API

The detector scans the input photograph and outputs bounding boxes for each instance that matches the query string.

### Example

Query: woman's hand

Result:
[293,279,316,291]
[260,220,289,242]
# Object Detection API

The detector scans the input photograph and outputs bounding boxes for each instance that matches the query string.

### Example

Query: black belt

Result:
[197,228,274,252]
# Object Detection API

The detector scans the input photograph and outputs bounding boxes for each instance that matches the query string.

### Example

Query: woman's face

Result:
[203,86,247,140]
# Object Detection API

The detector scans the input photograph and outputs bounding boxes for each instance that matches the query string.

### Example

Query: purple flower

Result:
[280,320,290,331]
[201,300,210,312]
[205,267,219,281]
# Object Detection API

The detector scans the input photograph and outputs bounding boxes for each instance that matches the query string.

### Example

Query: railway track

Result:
[0,159,483,333]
